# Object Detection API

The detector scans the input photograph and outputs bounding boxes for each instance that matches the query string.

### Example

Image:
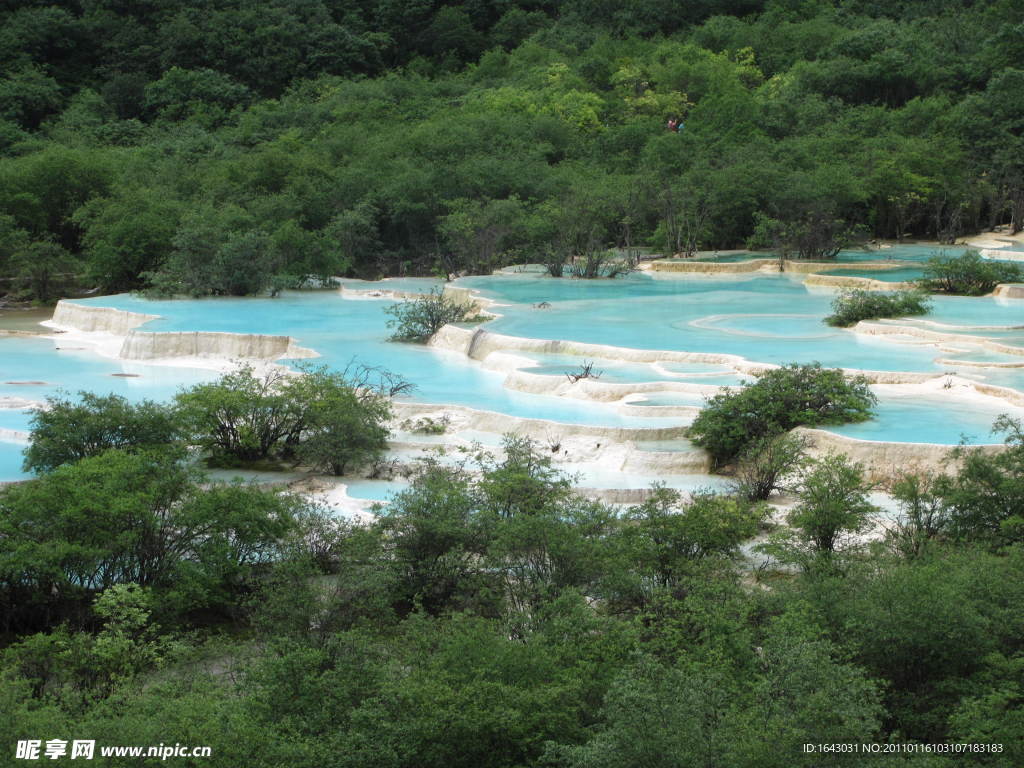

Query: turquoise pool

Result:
[828,394,1024,445]
[4,262,1024,481]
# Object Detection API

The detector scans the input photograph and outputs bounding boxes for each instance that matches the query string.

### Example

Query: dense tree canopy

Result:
[1,0,1022,298]
[4,415,1024,766]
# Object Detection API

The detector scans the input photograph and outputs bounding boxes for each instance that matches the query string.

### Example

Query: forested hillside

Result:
[1,0,1022,298]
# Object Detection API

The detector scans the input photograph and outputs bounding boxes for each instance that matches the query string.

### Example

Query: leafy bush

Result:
[0,447,304,629]
[24,392,181,473]
[288,365,393,476]
[626,486,766,577]
[732,432,810,501]
[764,452,877,573]
[175,366,300,463]
[384,288,480,343]
[175,363,397,472]
[929,415,1024,546]
[824,288,932,327]
[400,415,451,434]
[689,363,876,466]
[918,250,1023,296]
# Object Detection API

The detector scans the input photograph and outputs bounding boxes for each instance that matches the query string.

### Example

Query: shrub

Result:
[24,392,181,473]
[0,447,304,630]
[932,415,1024,546]
[918,250,1022,296]
[288,366,393,476]
[758,452,876,573]
[175,363,398,471]
[384,288,480,343]
[732,432,810,501]
[175,366,299,463]
[400,415,451,435]
[565,361,603,382]
[689,363,876,466]
[824,288,932,327]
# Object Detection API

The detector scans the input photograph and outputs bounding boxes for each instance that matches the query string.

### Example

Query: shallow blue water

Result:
[344,478,409,501]
[629,393,707,407]
[695,245,959,264]
[0,337,219,480]
[0,336,216,406]
[337,277,443,294]
[517,353,742,385]
[4,261,1024,481]
[0,443,27,482]
[828,394,1024,444]
[468,273,1024,377]
[63,274,1024,419]
[54,293,681,431]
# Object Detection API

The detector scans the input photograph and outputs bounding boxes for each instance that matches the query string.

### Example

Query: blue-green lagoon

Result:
[3,255,1024,484]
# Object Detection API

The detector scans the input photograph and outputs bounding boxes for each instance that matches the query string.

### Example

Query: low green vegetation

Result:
[689,362,876,466]
[385,288,480,343]
[175,364,396,474]
[24,392,180,472]
[24,363,400,477]
[925,415,1024,548]
[1,446,304,630]
[824,288,932,327]
[919,251,1024,296]
[759,452,877,574]
[731,431,809,502]
[4,414,1024,765]
[399,415,452,435]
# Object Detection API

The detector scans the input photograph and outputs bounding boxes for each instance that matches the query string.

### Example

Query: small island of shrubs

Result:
[825,289,932,327]
[688,363,876,467]
[919,250,1023,296]
[822,251,1023,329]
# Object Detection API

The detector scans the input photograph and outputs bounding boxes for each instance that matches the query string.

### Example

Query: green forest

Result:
[4,377,1024,766]
[1,0,1023,299]
[3,1,1024,766]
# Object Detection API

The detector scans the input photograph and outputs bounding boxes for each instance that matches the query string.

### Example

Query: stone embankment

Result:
[47,300,316,361]
[796,427,1003,484]
[120,330,316,361]
[993,284,1024,299]
[50,300,158,334]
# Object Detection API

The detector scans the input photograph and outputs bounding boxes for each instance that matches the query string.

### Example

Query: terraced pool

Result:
[3,244,1024,482]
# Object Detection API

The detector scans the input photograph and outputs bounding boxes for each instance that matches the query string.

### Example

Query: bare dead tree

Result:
[565,361,603,383]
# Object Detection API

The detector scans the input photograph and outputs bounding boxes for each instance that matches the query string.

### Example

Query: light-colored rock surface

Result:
[0,396,42,410]
[48,300,158,334]
[803,273,916,291]
[431,324,773,375]
[0,428,29,444]
[853,320,1024,358]
[46,302,316,362]
[433,323,970,389]
[119,330,317,361]
[646,258,776,274]
[390,401,688,442]
[797,427,1003,483]
[993,283,1024,299]
[501,368,722,403]
[338,285,430,300]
